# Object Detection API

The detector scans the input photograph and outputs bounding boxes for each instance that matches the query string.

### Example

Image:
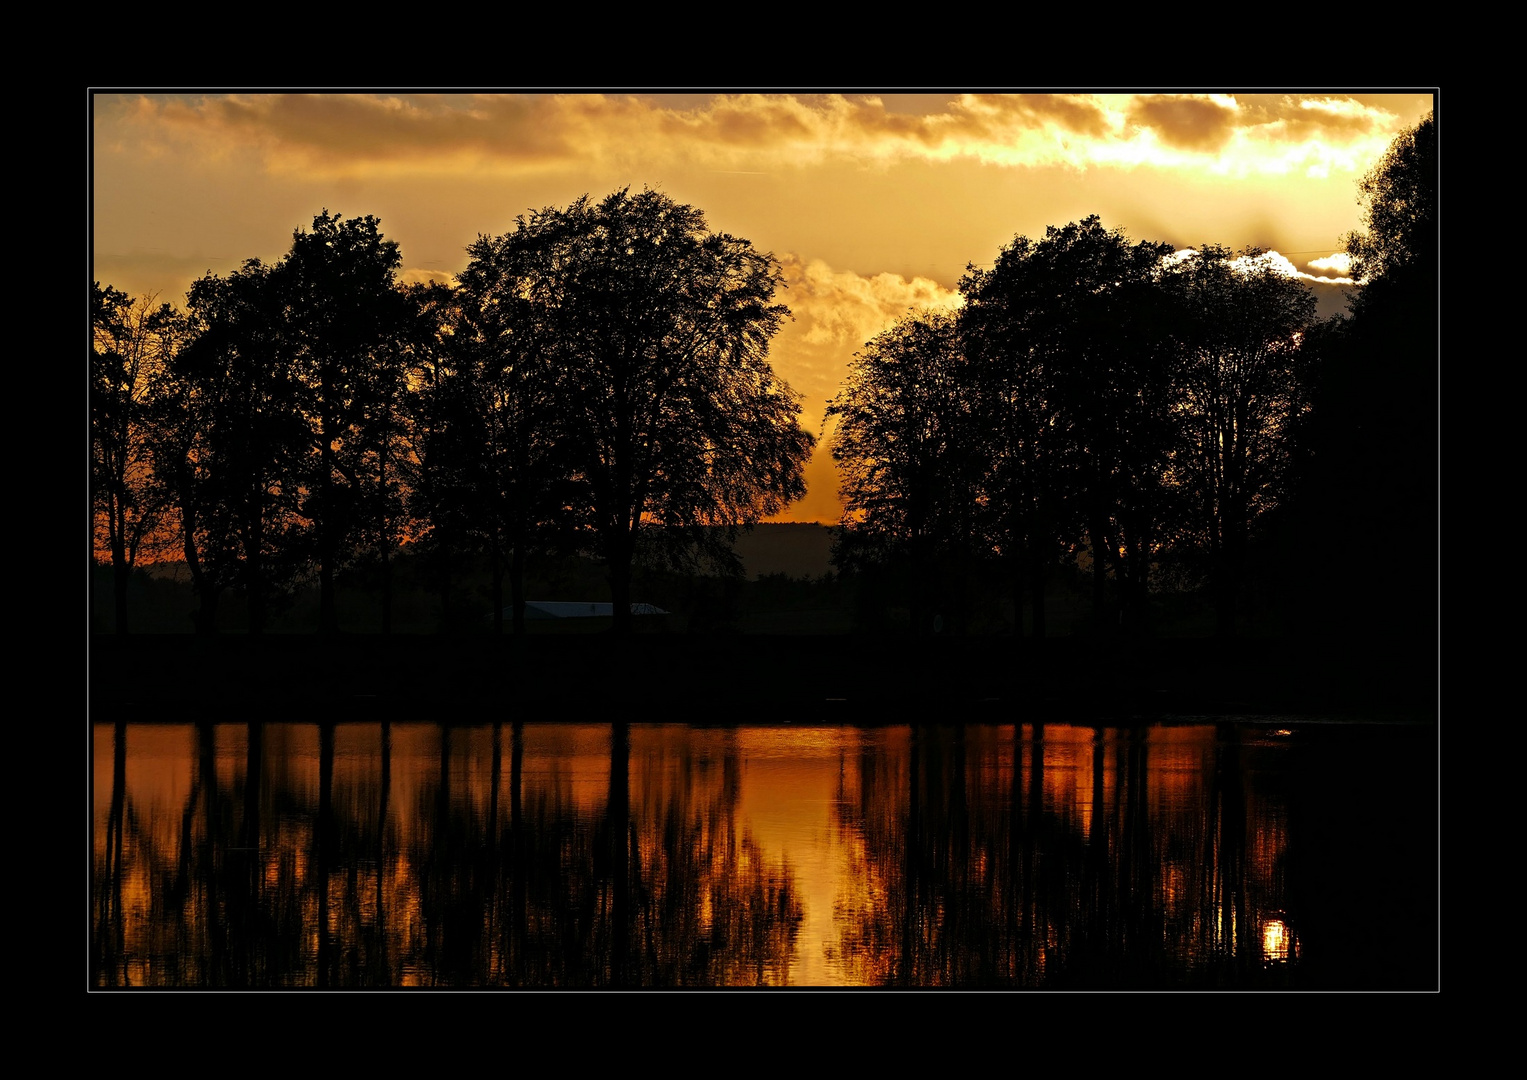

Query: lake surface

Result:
[90,719,1436,989]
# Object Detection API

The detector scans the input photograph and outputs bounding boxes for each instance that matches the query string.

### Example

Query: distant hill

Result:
[731,523,835,580]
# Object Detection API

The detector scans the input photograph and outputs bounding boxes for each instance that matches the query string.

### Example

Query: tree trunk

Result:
[491,540,505,636]
[510,543,527,636]
[378,416,394,636]
[1029,544,1047,641]
[246,543,265,636]
[318,452,339,636]
[609,528,634,635]
[194,589,220,636]
[380,538,392,636]
[1088,517,1110,637]
[1011,546,1026,640]
[176,466,216,634]
[1216,515,1243,638]
[436,554,452,634]
[112,554,130,637]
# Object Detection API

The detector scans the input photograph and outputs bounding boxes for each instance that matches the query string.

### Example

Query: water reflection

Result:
[90,720,1434,988]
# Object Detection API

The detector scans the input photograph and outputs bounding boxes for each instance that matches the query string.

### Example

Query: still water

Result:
[91,720,1436,989]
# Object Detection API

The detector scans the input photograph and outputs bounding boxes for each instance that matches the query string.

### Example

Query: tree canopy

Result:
[827,311,979,632]
[174,257,312,633]
[961,217,1179,633]
[1345,111,1436,288]
[92,283,185,633]
[1167,246,1316,634]
[828,218,1319,638]
[158,213,420,635]
[1289,112,1437,638]
[93,148,1420,641]
[279,211,411,634]
[465,189,814,631]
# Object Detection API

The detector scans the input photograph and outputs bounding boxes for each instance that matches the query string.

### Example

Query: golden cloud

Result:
[100,91,1421,182]
[779,255,962,352]
[1129,94,1240,152]
[762,255,963,523]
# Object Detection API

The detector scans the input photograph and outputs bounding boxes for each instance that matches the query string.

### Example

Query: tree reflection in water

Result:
[91,720,1433,989]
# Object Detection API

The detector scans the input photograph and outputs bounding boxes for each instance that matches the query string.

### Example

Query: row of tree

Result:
[93,114,1434,641]
[827,113,1435,639]
[828,227,1313,636]
[92,190,813,635]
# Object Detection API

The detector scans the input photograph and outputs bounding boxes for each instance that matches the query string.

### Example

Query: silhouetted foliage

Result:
[280,211,413,634]
[93,121,1430,642]
[827,311,983,634]
[92,284,186,633]
[1291,112,1437,638]
[175,258,311,633]
[157,213,421,634]
[452,230,584,634]
[403,283,486,631]
[1345,112,1436,295]
[960,218,1179,636]
[836,217,1319,639]
[468,189,814,632]
[1166,246,1316,636]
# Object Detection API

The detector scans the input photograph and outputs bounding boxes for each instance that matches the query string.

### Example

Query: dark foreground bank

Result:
[89,633,1437,723]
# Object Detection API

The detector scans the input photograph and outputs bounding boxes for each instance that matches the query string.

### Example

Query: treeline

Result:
[829,225,1312,637]
[92,189,813,635]
[824,112,1429,641]
[827,114,1436,640]
[93,116,1435,642]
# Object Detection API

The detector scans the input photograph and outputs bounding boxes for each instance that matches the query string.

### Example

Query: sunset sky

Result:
[91,91,1435,523]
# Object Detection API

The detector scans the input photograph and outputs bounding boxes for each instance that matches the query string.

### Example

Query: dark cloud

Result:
[960,93,1112,137]
[118,91,1419,191]
[1128,95,1237,152]
[1232,93,1398,139]
[704,97,816,145]
[159,93,577,170]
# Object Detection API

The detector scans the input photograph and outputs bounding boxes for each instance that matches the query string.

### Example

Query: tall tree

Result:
[92,284,184,633]
[455,230,581,635]
[408,284,489,632]
[1344,112,1436,296]
[279,211,411,635]
[175,259,310,634]
[476,189,813,632]
[960,218,1177,635]
[1292,112,1436,637]
[959,241,1065,639]
[826,311,983,634]
[1166,246,1316,636]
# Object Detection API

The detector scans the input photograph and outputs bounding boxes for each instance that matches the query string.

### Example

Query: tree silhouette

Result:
[960,218,1177,635]
[1345,112,1436,293]
[362,283,429,634]
[470,189,813,632]
[959,244,1066,638]
[156,213,421,634]
[403,283,483,631]
[826,311,983,634]
[175,259,310,633]
[1291,112,1436,638]
[280,211,412,635]
[454,231,583,634]
[1166,246,1316,636]
[91,284,185,633]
